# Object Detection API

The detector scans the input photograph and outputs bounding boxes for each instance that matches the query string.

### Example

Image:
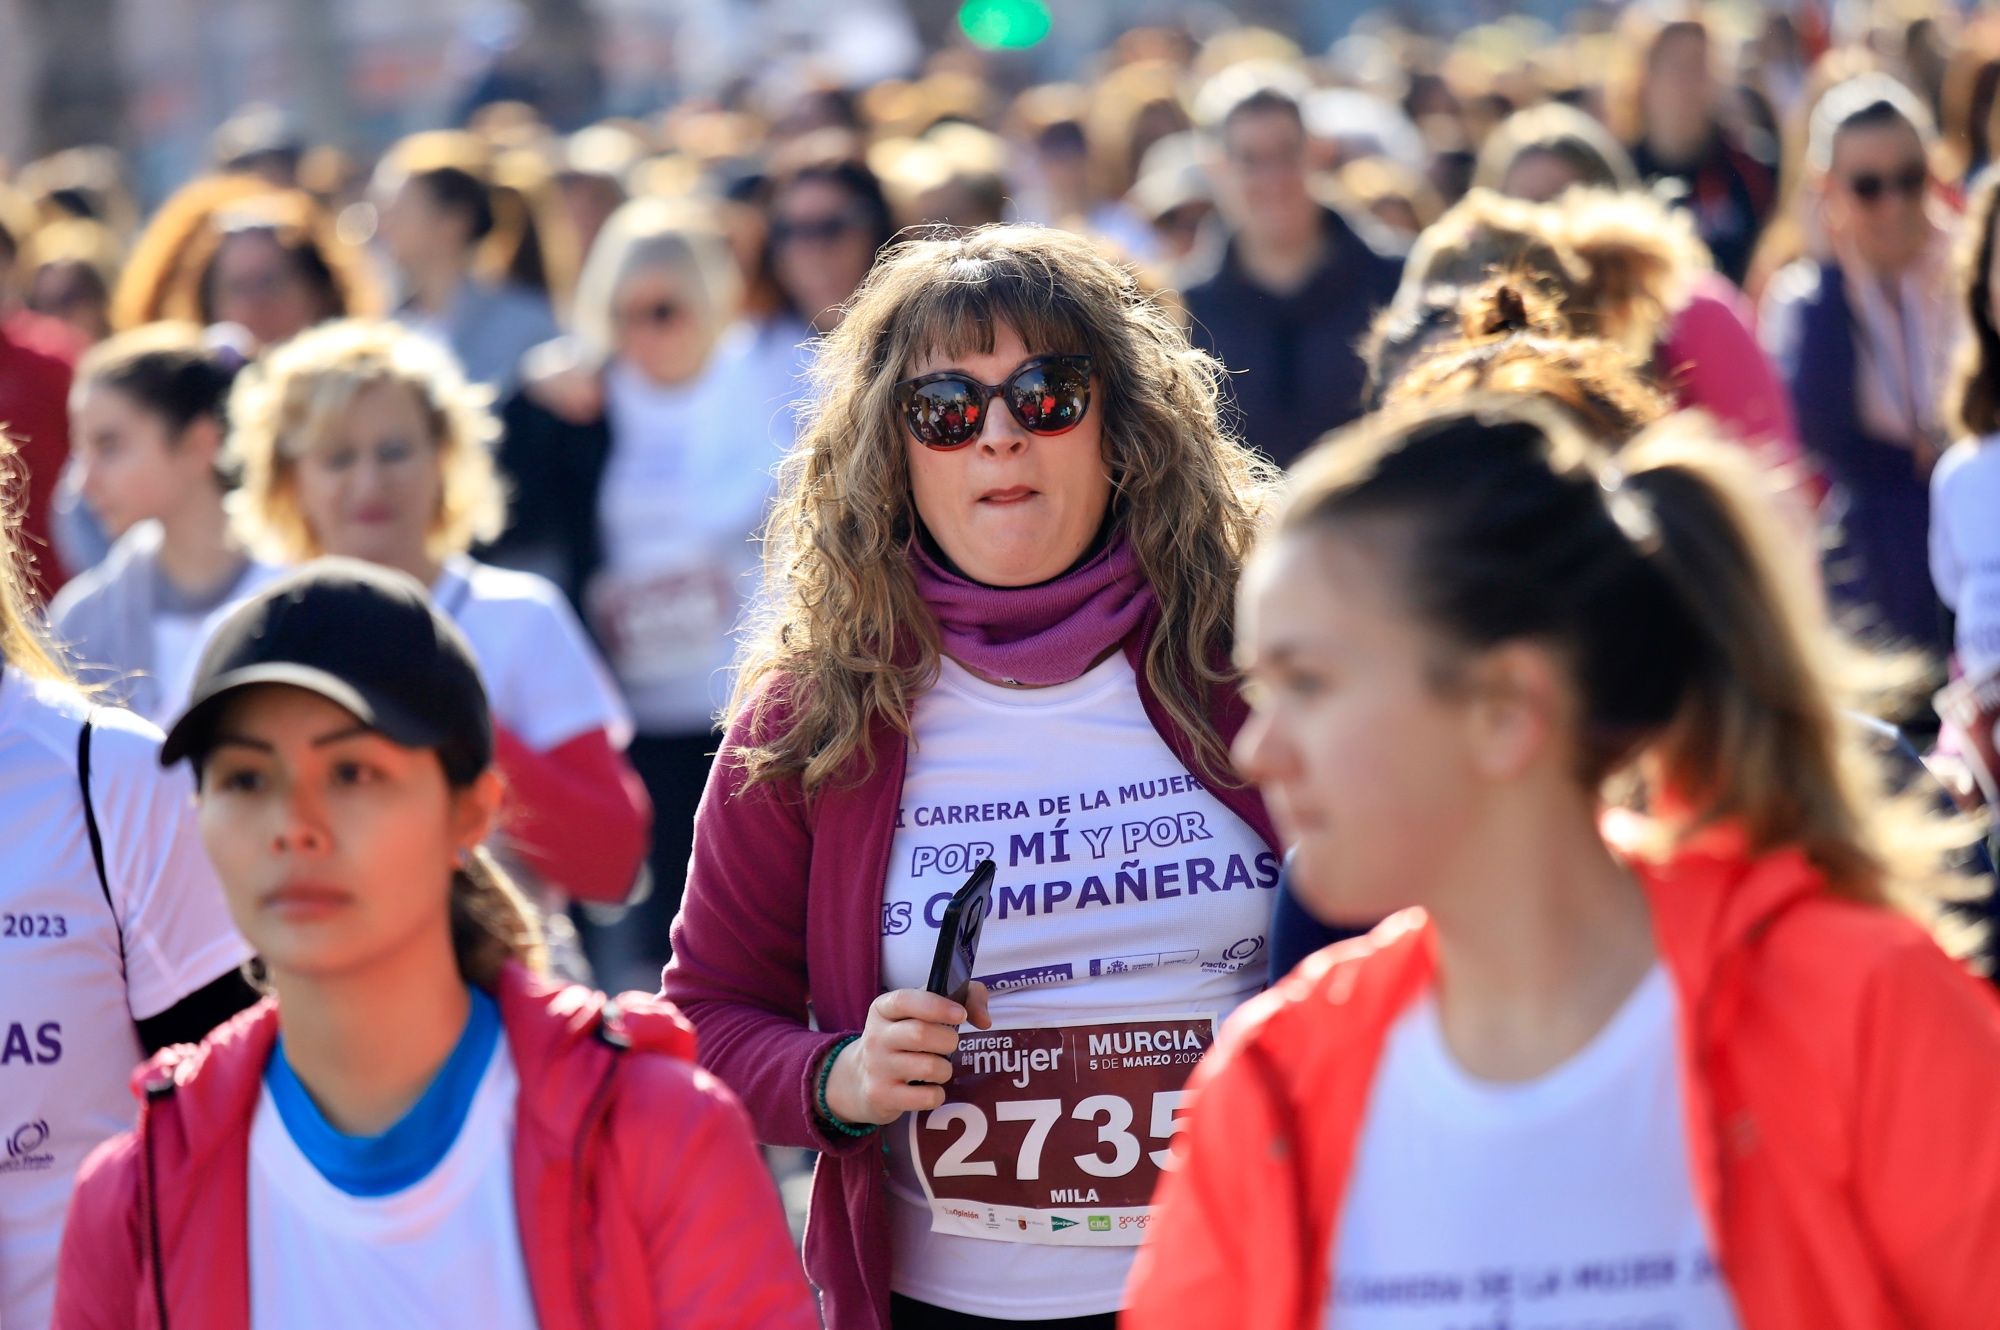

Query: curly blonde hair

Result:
[732,224,1277,792]
[227,319,506,564]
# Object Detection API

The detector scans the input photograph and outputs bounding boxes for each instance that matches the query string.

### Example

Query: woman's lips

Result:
[979,487,1036,505]
[263,882,354,920]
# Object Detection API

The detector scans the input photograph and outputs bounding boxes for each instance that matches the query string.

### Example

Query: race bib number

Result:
[909,1014,1212,1246]
[587,564,734,686]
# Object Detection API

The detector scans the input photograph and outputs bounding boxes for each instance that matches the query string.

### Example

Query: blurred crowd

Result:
[5,2,2000,985]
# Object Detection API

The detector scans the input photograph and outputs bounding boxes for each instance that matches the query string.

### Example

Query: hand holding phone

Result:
[818,861,999,1126]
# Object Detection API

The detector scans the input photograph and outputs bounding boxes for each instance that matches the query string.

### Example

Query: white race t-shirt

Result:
[1329,965,1740,1330]
[589,337,785,735]
[247,1036,537,1330]
[1930,438,2000,674]
[0,669,251,1330]
[432,556,632,751]
[880,653,1276,1319]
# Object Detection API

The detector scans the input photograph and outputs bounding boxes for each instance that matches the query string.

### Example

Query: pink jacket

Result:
[52,964,818,1330]
[1660,273,1806,475]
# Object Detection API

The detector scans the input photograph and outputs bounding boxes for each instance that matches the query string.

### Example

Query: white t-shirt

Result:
[0,669,251,1330]
[590,335,786,735]
[880,653,1276,1319]
[151,561,287,723]
[248,1035,536,1329]
[1930,438,2000,675]
[149,613,207,723]
[432,556,632,751]
[1329,965,1740,1330]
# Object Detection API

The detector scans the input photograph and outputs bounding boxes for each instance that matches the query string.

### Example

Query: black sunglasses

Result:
[1847,164,1926,204]
[894,354,1094,450]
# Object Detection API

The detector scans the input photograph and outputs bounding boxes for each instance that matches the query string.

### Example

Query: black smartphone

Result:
[924,858,997,1007]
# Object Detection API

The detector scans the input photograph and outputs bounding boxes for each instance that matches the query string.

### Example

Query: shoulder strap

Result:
[77,713,129,974]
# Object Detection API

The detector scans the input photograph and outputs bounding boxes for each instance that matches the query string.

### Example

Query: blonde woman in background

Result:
[221,319,651,940]
[489,196,794,990]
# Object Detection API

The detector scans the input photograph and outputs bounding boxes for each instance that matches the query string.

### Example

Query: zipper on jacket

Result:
[141,1073,177,1329]
[568,1043,620,1330]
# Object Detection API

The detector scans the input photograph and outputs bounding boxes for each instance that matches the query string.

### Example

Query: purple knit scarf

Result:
[908,530,1155,686]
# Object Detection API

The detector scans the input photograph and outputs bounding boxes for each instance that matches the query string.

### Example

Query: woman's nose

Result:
[273,788,331,856]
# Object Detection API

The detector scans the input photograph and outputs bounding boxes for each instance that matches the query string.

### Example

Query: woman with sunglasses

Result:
[766,156,897,337]
[1127,397,2000,1330]
[1762,71,1957,654]
[664,225,1281,1330]
[53,560,818,1330]
[490,197,793,989]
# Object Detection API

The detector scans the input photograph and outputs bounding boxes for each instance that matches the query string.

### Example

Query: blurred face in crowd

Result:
[1216,105,1316,246]
[558,174,625,263]
[613,262,712,387]
[1643,26,1716,159]
[1232,529,1489,924]
[1149,200,1214,263]
[292,380,443,578]
[376,176,469,273]
[210,229,330,351]
[197,685,494,983]
[1501,150,1590,204]
[1824,120,1932,275]
[902,321,1113,589]
[1036,127,1093,213]
[72,385,219,537]
[27,260,111,343]
[771,178,877,332]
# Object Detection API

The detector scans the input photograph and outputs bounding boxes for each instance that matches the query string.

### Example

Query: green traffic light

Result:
[958,0,1052,49]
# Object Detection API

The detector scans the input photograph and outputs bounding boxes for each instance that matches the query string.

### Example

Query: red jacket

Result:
[1126,829,2000,1330]
[52,964,819,1330]
[0,315,80,596]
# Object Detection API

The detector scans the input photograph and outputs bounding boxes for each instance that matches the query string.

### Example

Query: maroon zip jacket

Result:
[663,617,1279,1330]
[52,963,818,1330]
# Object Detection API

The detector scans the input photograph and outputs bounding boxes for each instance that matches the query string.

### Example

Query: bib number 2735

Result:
[909,1014,1212,1246]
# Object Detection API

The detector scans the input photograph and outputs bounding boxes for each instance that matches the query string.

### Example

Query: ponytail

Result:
[449,845,549,989]
[1284,397,1971,947]
[1380,275,1673,442]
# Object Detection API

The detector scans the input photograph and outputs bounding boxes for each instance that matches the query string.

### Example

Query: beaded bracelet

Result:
[815,1033,877,1138]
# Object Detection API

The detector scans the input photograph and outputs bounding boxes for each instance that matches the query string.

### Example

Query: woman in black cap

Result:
[53,559,816,1330]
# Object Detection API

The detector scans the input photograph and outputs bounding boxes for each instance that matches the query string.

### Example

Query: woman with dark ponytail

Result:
[52,559,817,1330]
[1128,397,2000,1330]
[374,133,561,391]
[51,323,281,724]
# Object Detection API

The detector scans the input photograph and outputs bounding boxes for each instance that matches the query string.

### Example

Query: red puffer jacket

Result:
[51,963,818,1330]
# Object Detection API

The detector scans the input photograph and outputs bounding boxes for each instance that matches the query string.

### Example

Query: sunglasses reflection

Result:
[895,355,1095,450]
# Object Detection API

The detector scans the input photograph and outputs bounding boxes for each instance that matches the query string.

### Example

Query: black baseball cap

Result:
[160,558,493,782]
